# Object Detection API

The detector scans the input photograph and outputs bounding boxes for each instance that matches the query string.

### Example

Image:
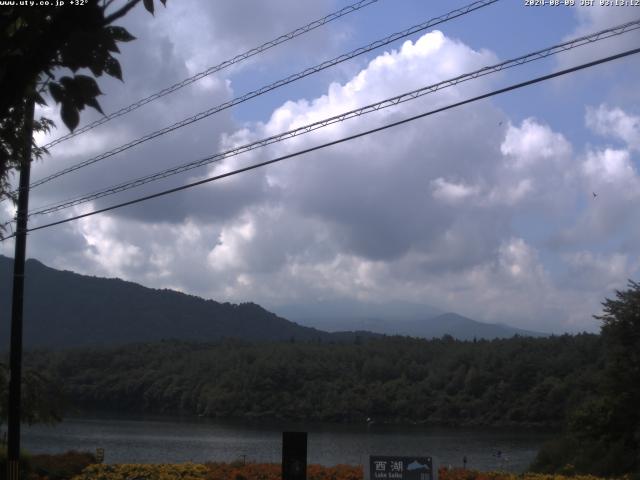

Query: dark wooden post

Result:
[7,95,35,480]
[282,431,307,480]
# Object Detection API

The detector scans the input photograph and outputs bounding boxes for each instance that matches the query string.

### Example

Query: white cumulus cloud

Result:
[15,16,640,336]
[586,104,640,151]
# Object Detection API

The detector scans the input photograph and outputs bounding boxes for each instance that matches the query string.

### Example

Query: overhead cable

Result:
[6,45,637,239]
[41,0,381,149]
[27,0,500,192]
[27,18,640,217]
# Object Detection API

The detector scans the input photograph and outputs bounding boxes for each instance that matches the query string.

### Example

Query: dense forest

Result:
[3,282,638,477]
[532,282,640,477]
[24,333,603,427]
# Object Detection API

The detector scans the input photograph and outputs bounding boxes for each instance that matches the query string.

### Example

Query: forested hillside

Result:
[25,333,602,427]
[0,256,544,347]
[0,256,343,347]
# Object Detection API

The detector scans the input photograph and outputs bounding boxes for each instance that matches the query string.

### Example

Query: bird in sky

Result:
[592,192,598,199]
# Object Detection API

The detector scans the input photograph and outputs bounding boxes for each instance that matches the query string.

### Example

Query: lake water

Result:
[22,415,552,473]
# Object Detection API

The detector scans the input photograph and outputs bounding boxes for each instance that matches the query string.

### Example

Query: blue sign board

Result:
[369,456,434,480]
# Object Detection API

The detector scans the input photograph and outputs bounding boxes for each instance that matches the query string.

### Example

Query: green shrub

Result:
[29,450,97,480]
[531,434,639,478]
[0,446,31,479]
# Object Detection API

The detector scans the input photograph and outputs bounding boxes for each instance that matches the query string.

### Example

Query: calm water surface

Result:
[22,415,552,472]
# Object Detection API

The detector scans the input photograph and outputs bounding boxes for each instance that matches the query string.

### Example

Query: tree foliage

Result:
[0,0,166,205]
[532,281,640,478]
[0,362,64,426]
[23,333,603,427]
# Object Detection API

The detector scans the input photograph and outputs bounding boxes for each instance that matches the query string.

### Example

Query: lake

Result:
[22,415,552,472]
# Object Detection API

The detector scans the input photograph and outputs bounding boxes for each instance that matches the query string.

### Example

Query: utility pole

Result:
[7,94,35,480]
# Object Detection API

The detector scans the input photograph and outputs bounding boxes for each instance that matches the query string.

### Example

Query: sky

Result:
[2,0,640,334]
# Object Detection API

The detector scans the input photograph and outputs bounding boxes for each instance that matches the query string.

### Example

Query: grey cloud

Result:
[29,0,362,230]
[17,14,640,335]
[556,6,640,71]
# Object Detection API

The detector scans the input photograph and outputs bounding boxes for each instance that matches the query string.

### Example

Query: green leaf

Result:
[143,0,154,15]
[86,48,110,77]
[58,76,74,90]
[33,91,47,107]
[104,57,123,81]
[87,61,103,77]
[34,117,55,134]
[101,30,120,53]
[73,75,103,99]
[6,16,25,37]
[85,97,104,115]
[59,31,97,71]
[60,102,80,132]
[106,26,136,43]
[48,83,65,104]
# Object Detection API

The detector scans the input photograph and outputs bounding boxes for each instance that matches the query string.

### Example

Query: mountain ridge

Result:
[0,255,544,349]
[0,255,341,348]
[273,302,546,340]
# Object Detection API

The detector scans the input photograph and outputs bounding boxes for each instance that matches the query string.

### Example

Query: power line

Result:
[26,0,499,193]
[6,45,638,240]
[27,18,640,217]
[41,0,381,150]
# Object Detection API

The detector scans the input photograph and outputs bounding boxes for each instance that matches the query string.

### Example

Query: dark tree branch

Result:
[103,0,142,25]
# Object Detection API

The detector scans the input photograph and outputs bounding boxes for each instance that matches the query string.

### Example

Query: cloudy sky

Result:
[3,0,640,333]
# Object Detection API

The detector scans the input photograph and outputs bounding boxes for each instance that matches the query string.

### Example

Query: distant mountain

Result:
[0,256,369,349]
[0,255,544,349]
[272,298,444,324]
[398,312,546,340]
[273,301,546,340]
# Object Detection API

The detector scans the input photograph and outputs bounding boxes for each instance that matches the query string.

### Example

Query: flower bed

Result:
[439,468,612,480]
[60,462,622,480]
[70,462,209,480]
[66,463,361,480]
